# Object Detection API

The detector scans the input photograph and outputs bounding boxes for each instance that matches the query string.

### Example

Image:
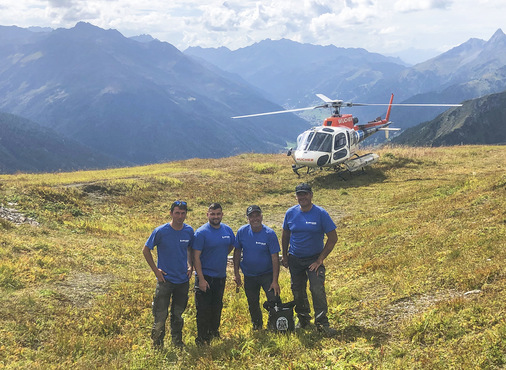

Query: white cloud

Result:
[0,0,504,61]
[394,0,452,12]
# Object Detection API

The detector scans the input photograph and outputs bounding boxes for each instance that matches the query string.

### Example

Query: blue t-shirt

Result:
[193,222,235,278]
[282,204,336,258]
[235,224,280,277]
[145,223,194,284]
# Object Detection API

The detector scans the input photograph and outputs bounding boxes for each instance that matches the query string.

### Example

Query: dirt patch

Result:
[359,289,477,338]
[0,204,39,226]
[55,271,115,308]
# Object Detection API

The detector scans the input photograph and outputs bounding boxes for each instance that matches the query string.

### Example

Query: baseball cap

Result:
[246,205,262,216]
[295,183,312,193]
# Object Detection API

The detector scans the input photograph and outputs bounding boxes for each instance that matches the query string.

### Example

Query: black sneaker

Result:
[195,337,210,346]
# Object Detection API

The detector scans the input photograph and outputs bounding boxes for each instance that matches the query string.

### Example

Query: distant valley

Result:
[1,23,505,173]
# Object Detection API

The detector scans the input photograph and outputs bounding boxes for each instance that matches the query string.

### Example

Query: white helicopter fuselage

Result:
[232,93,461,175]
[291,125,360,168]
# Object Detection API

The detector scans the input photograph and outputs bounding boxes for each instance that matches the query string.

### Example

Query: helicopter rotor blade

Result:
[315,94,336,103]
[348,103,463,107]
[232,106,320,119]
[316,93,462,108]
[231,93,463,119]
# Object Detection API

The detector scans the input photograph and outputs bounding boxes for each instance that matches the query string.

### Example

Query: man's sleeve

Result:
[233,228,242,249]
[193,230,204,251]
[282,210,290,230]
[268,230,281,254]
[321,209,337,233]
[145,229,158,250]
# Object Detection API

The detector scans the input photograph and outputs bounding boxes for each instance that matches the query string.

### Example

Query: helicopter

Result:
[232,94,462,175]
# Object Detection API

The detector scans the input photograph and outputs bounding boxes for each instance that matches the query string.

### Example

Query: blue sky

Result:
[1,0,504,63]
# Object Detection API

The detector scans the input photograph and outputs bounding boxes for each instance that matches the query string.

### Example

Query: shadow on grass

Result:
[179,325,390,360]
[337,325,390,347]
[312,167,387,190]
[309,152,429,191]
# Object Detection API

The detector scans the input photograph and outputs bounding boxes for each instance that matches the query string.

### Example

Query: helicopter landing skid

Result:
[292,164,311,176]
[292,163,350,179]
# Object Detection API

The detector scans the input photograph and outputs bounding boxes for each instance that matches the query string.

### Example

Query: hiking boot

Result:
[195,337,210,346]
[152,342,164,351]
[172,339,184,349]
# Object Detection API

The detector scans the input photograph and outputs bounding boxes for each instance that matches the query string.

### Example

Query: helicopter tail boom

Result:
[385,93,394,121]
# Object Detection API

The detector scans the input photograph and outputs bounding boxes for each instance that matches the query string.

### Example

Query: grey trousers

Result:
[288,253,329,327]
[151,280,189,347]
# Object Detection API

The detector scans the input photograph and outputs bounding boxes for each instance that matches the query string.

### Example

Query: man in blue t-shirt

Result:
[233,205,281,330]
[143,200,194,349]
[282,183,338,336]
[193,203,235,345]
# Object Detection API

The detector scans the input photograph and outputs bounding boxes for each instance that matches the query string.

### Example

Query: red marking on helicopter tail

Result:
[385,93,394,121]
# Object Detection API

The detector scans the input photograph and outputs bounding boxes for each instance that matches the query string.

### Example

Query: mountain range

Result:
[0,23,505,174]
[0,112,125,173]
[393,90,506,146]
[185,29,506,141]
[0,22,309,171]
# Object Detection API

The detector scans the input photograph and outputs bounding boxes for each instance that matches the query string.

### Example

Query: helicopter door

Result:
[332,132,348,162]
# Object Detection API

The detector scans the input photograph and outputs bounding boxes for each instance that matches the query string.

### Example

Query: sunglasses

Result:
[171,200,188,211]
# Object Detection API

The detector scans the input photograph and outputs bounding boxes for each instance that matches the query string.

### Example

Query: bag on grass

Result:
[263,300,296,333]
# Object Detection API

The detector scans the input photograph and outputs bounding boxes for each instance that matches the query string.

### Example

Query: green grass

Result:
[0,146,505,369]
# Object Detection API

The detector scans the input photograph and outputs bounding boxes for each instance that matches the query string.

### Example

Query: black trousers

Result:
[194,275,226,344]
[244,272,281,329]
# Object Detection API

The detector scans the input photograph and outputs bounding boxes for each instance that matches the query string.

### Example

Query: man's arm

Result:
[308,229,338,271]
[269,253,281,295]
[187,246,193,278]
[281,229,291,268]
[193,249,210,291]
[233,248,242,288]
[142,245,166,282]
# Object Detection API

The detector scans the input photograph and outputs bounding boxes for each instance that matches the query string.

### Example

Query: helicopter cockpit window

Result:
[334,132,347,150]
[307,132,332,153]
[297,131,314,151]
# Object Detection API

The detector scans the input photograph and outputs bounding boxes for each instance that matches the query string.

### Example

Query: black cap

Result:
[295,183,312,193]
[246,205,262,216]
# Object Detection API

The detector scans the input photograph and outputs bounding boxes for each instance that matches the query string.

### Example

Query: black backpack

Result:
[263,300,296,333]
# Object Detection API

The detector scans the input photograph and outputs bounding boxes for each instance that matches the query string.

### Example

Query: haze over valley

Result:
[1,23,506,173]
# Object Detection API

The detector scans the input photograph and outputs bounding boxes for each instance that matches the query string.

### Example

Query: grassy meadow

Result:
[0,145,505,369]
